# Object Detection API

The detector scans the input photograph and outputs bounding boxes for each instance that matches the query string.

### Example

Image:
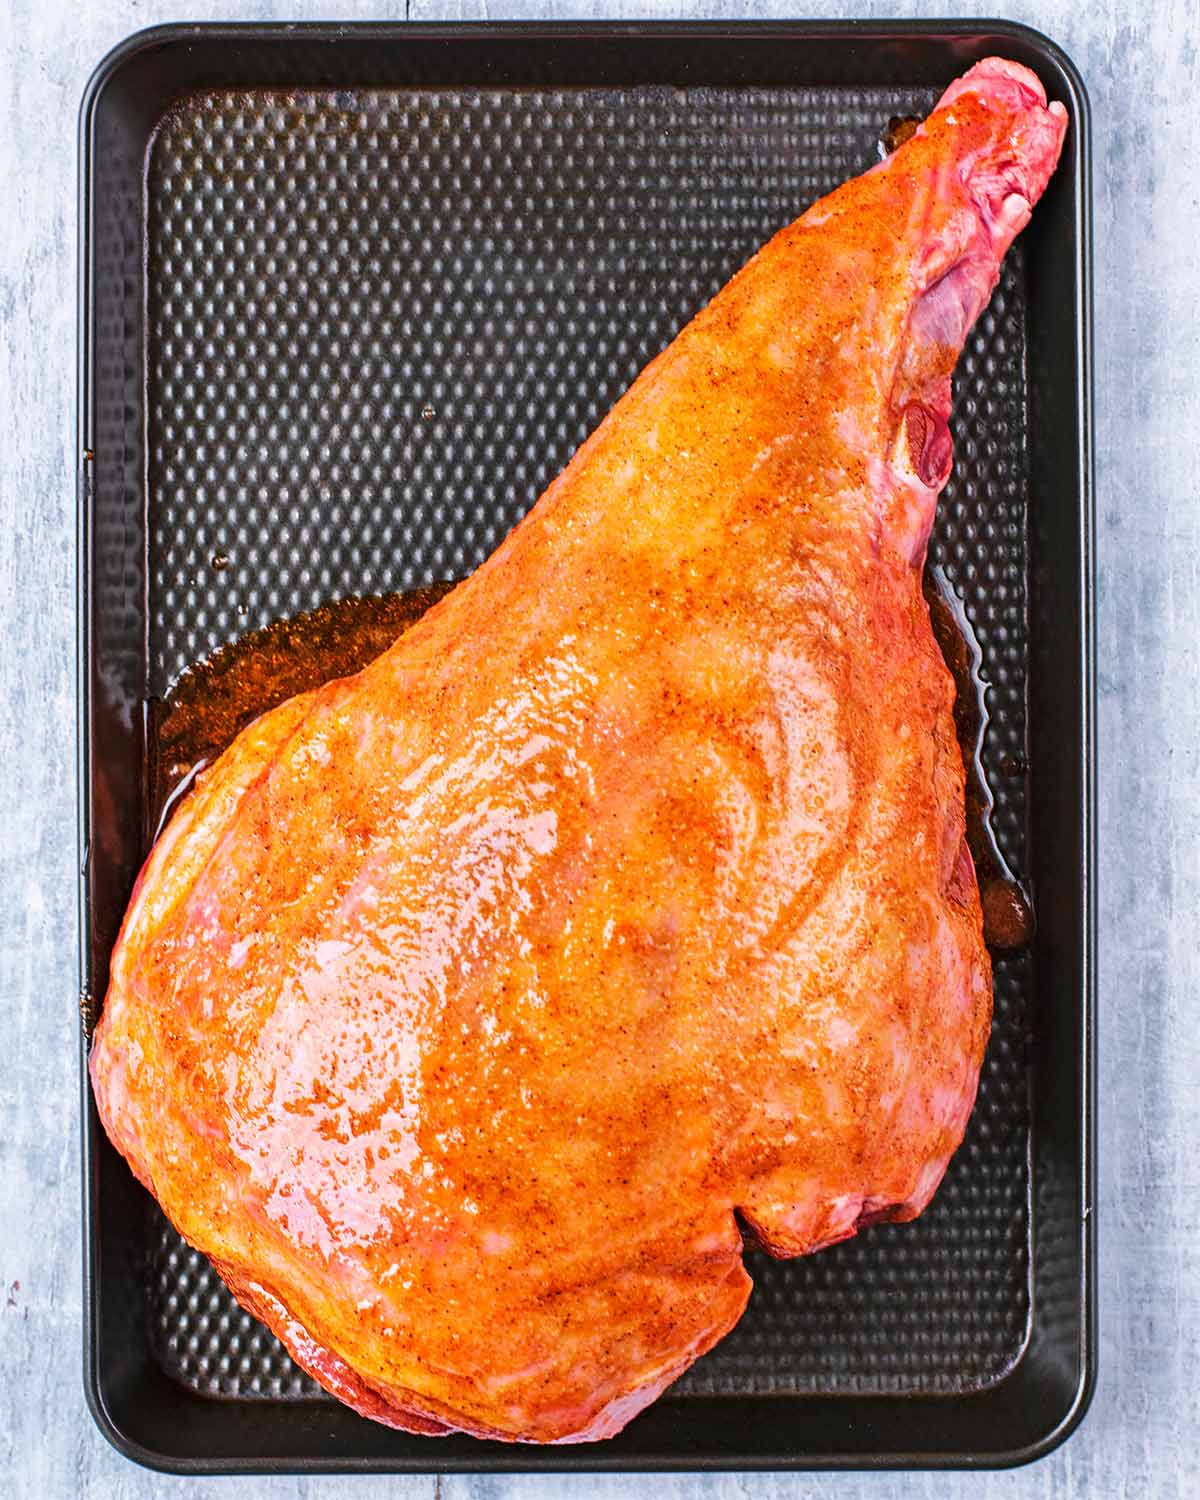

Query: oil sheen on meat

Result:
[90,59,1067,1444]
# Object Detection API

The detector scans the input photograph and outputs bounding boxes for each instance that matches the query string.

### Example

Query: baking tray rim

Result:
[77,16,1096,1474]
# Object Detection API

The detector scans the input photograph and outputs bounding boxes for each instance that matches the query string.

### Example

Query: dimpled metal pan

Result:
[78,20,1093,1473]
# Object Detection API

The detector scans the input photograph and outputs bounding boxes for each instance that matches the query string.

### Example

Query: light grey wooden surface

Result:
[1,0,1195,1494]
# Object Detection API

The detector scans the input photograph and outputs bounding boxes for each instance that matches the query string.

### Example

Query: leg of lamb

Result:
[91,58,1066,1443]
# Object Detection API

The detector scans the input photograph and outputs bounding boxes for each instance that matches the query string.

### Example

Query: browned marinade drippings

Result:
[148,583,455,837]
[923,564,1035,950]
[879,114,921,159]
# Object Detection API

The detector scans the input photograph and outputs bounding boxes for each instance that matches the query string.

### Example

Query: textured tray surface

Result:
[145,83,1032,1403]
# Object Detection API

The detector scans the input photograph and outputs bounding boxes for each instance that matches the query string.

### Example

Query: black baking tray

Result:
[77,20,1094,1473]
